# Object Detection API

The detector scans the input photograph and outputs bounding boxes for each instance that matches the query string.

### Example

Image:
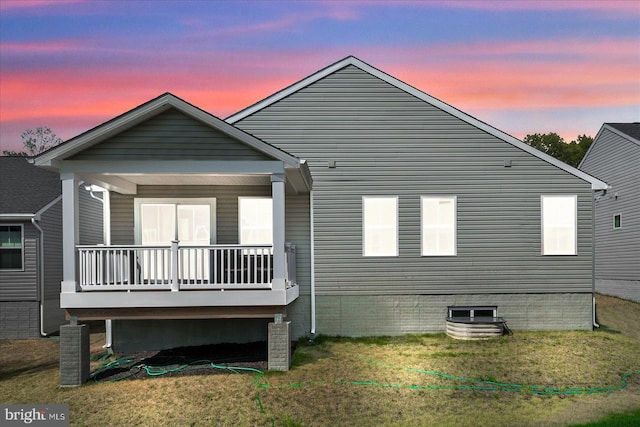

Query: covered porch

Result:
[56,159,309,316]
[34,93,313,383]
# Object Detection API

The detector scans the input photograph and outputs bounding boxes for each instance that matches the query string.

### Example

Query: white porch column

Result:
[271,174,286,291]
[61,173,79,293]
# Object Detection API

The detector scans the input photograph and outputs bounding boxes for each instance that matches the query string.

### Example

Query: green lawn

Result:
[1,294,639,426]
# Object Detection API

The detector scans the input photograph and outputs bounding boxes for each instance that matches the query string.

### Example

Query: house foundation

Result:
[268,320,291,371]
[59,323,89,387]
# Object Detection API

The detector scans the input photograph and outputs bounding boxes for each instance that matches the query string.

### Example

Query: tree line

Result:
[3,126,592,167]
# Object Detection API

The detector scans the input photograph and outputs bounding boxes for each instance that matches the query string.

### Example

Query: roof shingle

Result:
[0,156,61,214]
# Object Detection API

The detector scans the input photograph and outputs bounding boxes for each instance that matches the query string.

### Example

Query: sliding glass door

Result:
[135,198,216,283]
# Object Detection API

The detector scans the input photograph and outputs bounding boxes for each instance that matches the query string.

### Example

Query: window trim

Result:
[238,196,273,246]
[541,195,577,256]
[613,213,622,230]
[421,195,457,257]
[362,196,399,257]
[448,306,497,320]
[0,224,24,271]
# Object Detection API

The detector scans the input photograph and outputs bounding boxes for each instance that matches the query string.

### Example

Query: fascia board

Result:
[169,96,302,168]
[34,195,63,219]
[0,214,35,221]
[226,57,354,124]
[227,56,608,190]
[578,124,605,170]
[58,159,287,175]
[579,124,640,171]
[604,124,640,146]
[0,196,62,220]
[35,92,301,170]
[35,96,175,167]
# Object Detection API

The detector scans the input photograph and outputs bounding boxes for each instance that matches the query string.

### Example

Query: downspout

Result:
[88,186,111,246]
[86,186,113,349]
[310,190,316,335]
[31,217,47,337]
[592,190,606,329]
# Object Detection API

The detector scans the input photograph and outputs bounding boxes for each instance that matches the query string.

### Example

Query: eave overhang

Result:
[227,56,608,191]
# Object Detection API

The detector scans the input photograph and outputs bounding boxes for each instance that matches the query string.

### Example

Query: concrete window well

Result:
[445,306,507,340]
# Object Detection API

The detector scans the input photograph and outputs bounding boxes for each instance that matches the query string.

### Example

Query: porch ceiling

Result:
[62,159,311,194]
[82,170,308,195]
[92,173,271,187]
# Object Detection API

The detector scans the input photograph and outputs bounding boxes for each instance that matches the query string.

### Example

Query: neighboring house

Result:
[34,57,607,383]
[0,156,103,338]
[579,123,640,303]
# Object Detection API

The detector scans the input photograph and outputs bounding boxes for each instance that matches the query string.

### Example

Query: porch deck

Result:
[61,243,299,318]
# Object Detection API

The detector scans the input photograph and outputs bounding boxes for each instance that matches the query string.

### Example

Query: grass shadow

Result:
[91,341,269,382]
[0,359,59,381]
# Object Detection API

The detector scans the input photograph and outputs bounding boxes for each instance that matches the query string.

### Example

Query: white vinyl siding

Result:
[422,196,457,256]
[542,195,577,255]
[363,196,398,257]
[239,197,273,245]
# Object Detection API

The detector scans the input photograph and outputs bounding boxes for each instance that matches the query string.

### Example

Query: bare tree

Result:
[2,126,63,157]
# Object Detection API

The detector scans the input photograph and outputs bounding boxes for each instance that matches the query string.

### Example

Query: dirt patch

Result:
[91,341,280,382]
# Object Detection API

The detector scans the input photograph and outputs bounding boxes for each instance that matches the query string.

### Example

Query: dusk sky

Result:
[1,0,639,153]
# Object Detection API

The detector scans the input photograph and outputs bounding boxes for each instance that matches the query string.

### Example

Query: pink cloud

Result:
[1,39,85,53]
[344,0,640,14]
[1,40,638,153]
[0,0,83,11]
[186,7,359,40]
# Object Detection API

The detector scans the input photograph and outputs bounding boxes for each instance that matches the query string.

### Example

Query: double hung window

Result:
[541,195,577,255]
[362,197,398,257]
[0,225,23,270]
[421,196,457,256]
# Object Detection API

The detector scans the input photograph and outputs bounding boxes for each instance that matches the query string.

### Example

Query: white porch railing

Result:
[77,244,297,291]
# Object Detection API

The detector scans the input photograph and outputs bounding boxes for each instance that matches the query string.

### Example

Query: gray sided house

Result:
[34,57,607,383]
[579,123,640,302]
[0,157,103,338]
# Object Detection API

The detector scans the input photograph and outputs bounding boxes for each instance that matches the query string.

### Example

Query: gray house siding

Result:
[111,185,270,245]
[235,65,595,333]
[110,185,309,289]
[79,188,104,245]
[579,126,640,302]
[38,200,65,334]
[0,185,104,339]
[109,186,311,352]
[0,224,39,301]
[0,223,40,338]
[70,108,272,161]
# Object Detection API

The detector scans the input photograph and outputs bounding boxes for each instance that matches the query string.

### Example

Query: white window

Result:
[363,196,398,257]
[239,197,273,245]
[541,195,577,255]
[421,196,457,256]
[0,225,23,270]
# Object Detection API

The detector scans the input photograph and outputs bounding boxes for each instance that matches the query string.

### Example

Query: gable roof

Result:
[227,56,608,191]
[579,122,640,170]
[0,156,61,216]
[35,93,303,170]
[605,123,640,144]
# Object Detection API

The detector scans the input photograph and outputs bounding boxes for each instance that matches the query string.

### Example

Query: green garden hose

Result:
[90,354,639,425]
